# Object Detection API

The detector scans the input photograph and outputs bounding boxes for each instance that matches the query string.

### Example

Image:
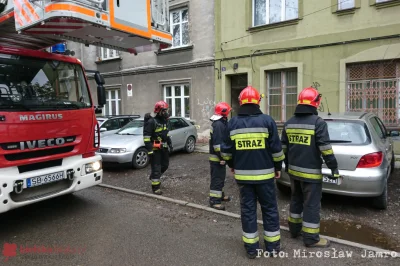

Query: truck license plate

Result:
[322,176,337,184]
[27,171,65,188]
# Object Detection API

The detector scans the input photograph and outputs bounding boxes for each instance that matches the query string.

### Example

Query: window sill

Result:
[95,57,122,64]
[155,44,194,55]
[374,0,400,9]
[247,19,300,32]
[334,7,357,16]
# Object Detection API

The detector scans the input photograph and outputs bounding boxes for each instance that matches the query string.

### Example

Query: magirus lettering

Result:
[19,114,63,121]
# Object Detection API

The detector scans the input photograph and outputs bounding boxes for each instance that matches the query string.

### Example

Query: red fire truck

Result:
[0,0,172,214]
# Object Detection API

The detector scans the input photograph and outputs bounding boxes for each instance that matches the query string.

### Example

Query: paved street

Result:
[102,151,400,252]
[0,187,398,265]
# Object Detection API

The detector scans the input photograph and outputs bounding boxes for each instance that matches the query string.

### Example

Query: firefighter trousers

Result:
[149,148,169,192]
[209,162,227,205]
[288,176,322,246]
[238,180,280,254]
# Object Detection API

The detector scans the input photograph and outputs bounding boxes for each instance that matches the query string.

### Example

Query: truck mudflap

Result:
[0,154,103,214]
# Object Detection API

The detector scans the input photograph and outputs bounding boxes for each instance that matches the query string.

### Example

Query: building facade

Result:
[69,0,216,141]
[215,0,400,129]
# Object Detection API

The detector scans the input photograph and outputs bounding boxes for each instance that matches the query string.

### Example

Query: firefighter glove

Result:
[331,168,340,179]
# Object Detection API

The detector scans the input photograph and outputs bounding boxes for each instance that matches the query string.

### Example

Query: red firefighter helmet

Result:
[238,86,261,105]
[154,101,169,113]
[297,87,322,108]
[214,102,231,117]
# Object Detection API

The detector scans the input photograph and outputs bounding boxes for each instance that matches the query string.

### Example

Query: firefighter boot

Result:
[153,188,162,195]
[210,202,225,210]
[305,238,330,248]
[246,252,257,259]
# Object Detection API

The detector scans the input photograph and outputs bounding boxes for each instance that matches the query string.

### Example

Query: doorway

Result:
[230,74,248,117]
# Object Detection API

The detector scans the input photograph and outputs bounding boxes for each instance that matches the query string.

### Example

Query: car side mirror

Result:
[100,128,107,133]
[390,131,400,137]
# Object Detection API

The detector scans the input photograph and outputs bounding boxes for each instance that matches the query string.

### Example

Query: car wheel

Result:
[132,148,149,169]
[185,136,196,153]
[276,182,291,195]
[372,178,388,210]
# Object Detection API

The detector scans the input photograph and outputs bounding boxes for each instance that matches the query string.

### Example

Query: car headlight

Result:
[85,161,102,174]
[109,148,127,153]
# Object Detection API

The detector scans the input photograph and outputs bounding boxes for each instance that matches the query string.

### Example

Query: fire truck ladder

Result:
[0,0,172,53]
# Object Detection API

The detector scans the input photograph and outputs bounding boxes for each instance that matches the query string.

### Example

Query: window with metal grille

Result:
[267,69,298,122]
[346,60,400,126]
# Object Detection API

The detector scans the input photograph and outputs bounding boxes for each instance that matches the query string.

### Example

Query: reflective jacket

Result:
[209,118,230,163]
[221,105,285,184]
[281,105,338,183]
[143,114,171,154]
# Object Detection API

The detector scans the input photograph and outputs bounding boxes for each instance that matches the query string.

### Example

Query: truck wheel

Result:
[185,136,196,153]
[372,179,388,210]
[132,148,149,169]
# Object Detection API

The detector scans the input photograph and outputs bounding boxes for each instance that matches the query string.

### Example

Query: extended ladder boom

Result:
[0,0,172,53]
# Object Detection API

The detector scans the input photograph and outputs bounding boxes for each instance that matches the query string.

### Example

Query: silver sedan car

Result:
[97,116,198,169]
[277,112,396,210]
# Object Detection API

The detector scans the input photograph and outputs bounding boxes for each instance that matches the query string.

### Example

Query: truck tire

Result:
[132,148,149,169]
[372,178,388,210]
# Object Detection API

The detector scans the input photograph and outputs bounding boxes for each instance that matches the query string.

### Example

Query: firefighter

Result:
[143,101,173,195]
[221,86,285,259]
[281,87,340,248]
[209,102,232,210]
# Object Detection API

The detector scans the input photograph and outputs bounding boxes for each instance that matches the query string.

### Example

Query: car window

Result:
[169,118,188,130]
[375,117,388,138]
[117,120,144,135]
[369,117,385,139]
[101,119,120,131]
[326,120,369,144]
[119,118,132,127]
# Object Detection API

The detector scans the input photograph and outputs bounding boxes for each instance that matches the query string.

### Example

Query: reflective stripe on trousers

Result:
[242,231,259,244]
[151,179,160,186]
[264,230,280,243]
[209,190,222,198]
[288,212,303,224]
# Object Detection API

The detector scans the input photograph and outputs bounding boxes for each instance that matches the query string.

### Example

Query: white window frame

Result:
[376,0,391,2]
[163,84,190,119]
[252,0,299,27]
[103,89,121,115]
[267,70,298,122]
[338,0,355,10]
[100,47,119,60]
[169,7,190,48]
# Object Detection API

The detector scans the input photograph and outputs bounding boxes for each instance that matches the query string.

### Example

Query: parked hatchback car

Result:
[97,116,198,169]
[277,112,396,210]
[96,115,140,137]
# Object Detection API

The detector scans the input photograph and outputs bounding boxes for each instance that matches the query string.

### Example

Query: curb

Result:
[98,183,399,257]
